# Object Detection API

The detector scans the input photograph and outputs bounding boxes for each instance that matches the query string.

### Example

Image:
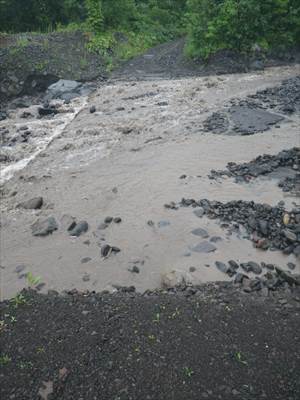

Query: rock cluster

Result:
[180,198,300,257]
[209,147,299,193]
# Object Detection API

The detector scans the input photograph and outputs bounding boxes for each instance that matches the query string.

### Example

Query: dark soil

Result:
[1,285,300,400]
[203,76,300,135]
[209,148,300,195]
[178,199,300,257]
[0,31,107,103]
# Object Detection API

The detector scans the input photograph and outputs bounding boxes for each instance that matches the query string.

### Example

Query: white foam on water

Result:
[0,97,88,184]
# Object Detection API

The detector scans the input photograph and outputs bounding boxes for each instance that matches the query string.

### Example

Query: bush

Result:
[186,0,300,59]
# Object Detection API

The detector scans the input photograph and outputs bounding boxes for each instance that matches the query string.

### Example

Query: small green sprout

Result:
[0,354,11,366]
[183,367,194,378]
[10,293,27,308]
[235,351,248,365]
[26,272,41,288]
[153,313,160,323]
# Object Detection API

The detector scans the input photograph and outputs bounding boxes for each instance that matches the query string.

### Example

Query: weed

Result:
[234,351,248,365]
[26,272,41,288]
[17,360,33,370]
[183,366,194,378]
[0,354,11,366]
[10,293,27,308]
[153,313,160,323]
[0,320,7,333]
[169,307,180,319]
[36,347,45,354]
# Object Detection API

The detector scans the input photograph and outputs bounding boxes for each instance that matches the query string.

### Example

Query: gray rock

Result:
[114,217,122,223]
[47,79,82,99]
[228,260,239,270]
[90,105,96,113]
[158,220,170,228]
[69,221,89,237]
[215,261,229,274]
[293,245,300,257]
[275,267,300,286]
[61,214,76,231]
[283,229,297,242]
[210,236,222,243]
[190,241,217,253]
[129,266,140,274]
[191,228,209,238]
[18,196,43,210]
[193,208,205,218]
[287,262,296,270]
[247,261,262,275]
[104,216,113,224]
[101,245,121,258]
[98,222,108,230]
[81,257,92,264]
[234,273,247,284]
[32,216,58,236]
[15,265,26,273]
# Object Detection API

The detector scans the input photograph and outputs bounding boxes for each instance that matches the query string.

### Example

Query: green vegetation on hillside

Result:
[0,0,299,60]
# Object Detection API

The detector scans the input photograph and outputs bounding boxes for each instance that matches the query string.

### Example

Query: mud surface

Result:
[1,285,300,400]
[1,64,300,299]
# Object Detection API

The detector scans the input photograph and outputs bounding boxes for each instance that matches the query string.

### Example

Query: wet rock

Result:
[287,262,296,270]
[69,221,89,237]
[61,214,76,231]
[47,79,82,100]
[81,257,92,264]
[15,265,26,273]
[234,273,248,284]
[32,217,58,236]
[246,261,262,275]
[0,111,7,121]
[190,241,217,253]
[210,236,222,243]
[275,267,300,286]
[128,266,140,274]
[191,228,209,238]
[90,105,96,113]
[215,261,236,277]
[283,229,297,242]
[228,260,239,270]
[164,202,178,210]
[294,245,300,257]
[193,208,205,218]
[38,106,58,117]
[101,245,121,258]
[18,196,43,210]
[158,220,170,228]
[98,222,108,230]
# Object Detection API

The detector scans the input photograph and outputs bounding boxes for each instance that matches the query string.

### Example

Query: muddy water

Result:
[1,65,300,299]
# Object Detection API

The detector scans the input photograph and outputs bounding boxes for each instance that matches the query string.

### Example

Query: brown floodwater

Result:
[1,65,299,299]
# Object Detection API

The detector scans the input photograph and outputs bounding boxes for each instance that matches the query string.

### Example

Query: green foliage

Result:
[186,0,300,58]
[85,0,103,32]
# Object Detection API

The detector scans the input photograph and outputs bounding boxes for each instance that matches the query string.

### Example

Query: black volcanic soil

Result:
[1,285,300,400]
